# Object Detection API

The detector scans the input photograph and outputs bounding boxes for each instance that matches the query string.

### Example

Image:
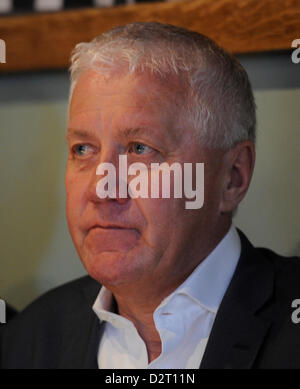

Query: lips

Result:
[89,223,136,231]
[85,223,140,253]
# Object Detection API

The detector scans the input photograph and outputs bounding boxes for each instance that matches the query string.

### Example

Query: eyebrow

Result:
[66,126,162,143]
[122,127,155,139]
[66,128,93,140]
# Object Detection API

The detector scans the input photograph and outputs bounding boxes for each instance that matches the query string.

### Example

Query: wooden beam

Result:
[0,0,299,72]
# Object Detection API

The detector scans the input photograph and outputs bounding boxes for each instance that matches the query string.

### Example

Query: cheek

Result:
[131,168,191,230]
[204,171,223,205]
[135,197,184,235]
[65,172,85,232]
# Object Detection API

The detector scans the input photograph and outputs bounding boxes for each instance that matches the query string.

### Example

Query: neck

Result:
[117,299,162,363]
[110,279,182,363]
[107,220,232,362]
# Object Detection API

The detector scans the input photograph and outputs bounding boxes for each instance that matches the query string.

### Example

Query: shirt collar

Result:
[93,286,134,329]
[169,224,241,313]
[93,224,241,318]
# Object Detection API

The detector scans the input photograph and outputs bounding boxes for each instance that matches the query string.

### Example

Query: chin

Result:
[82,250,142,287]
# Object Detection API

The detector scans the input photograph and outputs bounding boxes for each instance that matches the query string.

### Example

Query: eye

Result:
[72,144,94,157]
[128,143,153,155]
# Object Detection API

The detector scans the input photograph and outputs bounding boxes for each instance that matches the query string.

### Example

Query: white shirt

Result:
[92,224,241,369]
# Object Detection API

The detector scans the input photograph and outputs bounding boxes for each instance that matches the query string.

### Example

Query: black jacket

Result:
[1,230,300,369]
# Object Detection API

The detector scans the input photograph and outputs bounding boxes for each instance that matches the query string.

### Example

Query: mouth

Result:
[89,223,135,231]
[85,223,140,252]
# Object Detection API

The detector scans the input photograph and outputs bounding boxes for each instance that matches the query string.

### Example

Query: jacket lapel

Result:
[200,231,274,369]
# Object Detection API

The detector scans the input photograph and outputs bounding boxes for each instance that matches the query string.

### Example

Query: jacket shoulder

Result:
[12,275,99,319]
[257,246,300,274]
[0,275,101,368]
[257,246,300,293]
[238,229,300,279]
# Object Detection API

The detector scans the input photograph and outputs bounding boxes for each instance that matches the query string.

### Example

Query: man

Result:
[1,22,300,369]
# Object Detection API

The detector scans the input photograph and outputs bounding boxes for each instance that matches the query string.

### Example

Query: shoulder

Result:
[5,275,100,328]
[239,228,300,270]
[0,275,101,368]
[238,228,300,299]
[236,228,300,296]
[257,246,300,268]
[256,246,300,291]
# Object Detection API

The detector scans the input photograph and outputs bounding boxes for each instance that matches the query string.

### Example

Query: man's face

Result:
[66,69,226,294]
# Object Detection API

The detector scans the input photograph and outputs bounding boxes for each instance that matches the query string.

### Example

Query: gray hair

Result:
[69,22,256,150]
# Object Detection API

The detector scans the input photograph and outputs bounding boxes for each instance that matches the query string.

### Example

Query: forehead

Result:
[68,69,188,142]
[70,68,180,107]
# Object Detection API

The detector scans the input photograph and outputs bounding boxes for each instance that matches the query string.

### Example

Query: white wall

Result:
[234,89,300,257]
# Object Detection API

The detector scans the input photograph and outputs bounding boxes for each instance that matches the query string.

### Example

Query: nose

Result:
[87,153,129,205]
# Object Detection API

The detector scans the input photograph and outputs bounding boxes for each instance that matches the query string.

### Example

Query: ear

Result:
[220,141,255,214]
